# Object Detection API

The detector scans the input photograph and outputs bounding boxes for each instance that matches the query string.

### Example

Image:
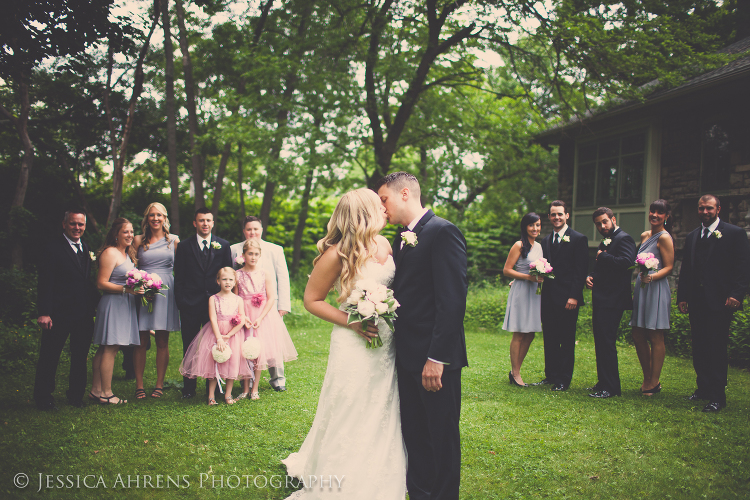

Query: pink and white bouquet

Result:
[529,258,555,295]
[343,279,399,349]
[125,269,168,313]
[629,252,659,288]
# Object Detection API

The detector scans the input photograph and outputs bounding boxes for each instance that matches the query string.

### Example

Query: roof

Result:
[536,36,750,143]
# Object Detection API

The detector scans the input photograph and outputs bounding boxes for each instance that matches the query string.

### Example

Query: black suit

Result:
[590,227,636,396]
[34,234,99,406]
[391,210,468,500]
[174,235,232,394]
[540,227,588,387]
[677,220,750,405]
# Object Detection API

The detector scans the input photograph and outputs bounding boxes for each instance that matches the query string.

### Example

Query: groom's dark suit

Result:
[34,234,99,407]
[540,226,588,387]
[391,210,468,500]
[174,235,232,395]
[590,227,636,396]
[677,220,750,405]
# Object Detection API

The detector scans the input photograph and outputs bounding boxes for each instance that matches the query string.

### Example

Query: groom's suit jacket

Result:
[174,235,233,315]
[591,227,636,310]
[37,233,99,322]
[677,220,750,311]
[540,227,588,308]
[391,210,468,372]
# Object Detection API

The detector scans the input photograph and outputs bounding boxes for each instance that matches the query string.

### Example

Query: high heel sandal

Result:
[642,383,661,395]
[509,371,527,387]
[251,392,260,400]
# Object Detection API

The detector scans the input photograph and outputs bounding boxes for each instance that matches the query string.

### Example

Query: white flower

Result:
[211,343,232,363]
[561,235,570,243]
[234,255,245,265]
[131,271,143,281]
[241,337,261,360]
[356,279,378,293]
[346,290,363,305]
[375,302,388,314]
[89,251,96,261]
[644,258,660,271]
[713,230,722,239]
[602,238,612,246]
[150,273,162,283]
[367,284,388,303]
[145,280,154,288]
[402,231,418,247]
[211,241,222,249]
[356,300,376,318]
[388,299,400,313]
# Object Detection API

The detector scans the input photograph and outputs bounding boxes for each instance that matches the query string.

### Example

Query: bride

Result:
[282,188,407,499]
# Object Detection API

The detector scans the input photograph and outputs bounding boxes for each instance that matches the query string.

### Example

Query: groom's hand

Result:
[422,360,443,392]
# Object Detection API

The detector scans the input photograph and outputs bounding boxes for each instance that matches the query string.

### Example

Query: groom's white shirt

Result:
[400,207,447,365]
[195,233,213,248]
[230,239,291,312]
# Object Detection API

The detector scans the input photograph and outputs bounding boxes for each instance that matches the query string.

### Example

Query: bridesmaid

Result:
[133,203,180,399]
[90,218,142,405]
[631,199,674,395]
[502,213,544,387]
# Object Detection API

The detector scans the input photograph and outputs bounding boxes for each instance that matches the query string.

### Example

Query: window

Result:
[576,132,646,207]
[701,119,750,192]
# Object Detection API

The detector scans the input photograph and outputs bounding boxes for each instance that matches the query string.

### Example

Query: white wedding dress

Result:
[282,255,407,499]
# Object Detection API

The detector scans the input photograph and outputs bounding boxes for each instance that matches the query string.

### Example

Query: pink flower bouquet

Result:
[528,258,555,295]
[126,269,168,313]
[629,252,659,288]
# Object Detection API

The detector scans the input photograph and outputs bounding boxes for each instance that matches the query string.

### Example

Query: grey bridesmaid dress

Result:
[631,230,671,330]
[502,242,543,333]
[136,235,180,331]
[93,257,140,346]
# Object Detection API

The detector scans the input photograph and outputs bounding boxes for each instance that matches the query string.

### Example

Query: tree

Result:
[161,0,181,234]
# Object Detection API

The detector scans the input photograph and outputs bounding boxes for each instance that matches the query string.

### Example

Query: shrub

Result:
[0,268,40,373]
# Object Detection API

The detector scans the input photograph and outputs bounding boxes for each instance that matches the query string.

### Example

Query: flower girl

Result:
[235,240,297,400]
[180,267,254,405]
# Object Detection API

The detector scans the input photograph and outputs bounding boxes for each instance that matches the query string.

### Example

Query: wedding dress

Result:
[282,255,407,499]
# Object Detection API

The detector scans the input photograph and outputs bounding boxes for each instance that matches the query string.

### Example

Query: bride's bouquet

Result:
[343,279,399,349]
[629,252,659,288]
[528,258,555,295]
[126,269,169,313]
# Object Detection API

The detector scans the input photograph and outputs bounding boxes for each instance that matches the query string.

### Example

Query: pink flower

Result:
[230,314,242,326]
[250,293,264,308]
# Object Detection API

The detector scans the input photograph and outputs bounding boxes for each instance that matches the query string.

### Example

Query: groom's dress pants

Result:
[397,364,461,500]
[541,304,579,386]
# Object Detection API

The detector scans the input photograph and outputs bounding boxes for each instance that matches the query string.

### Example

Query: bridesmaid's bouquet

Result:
[629,252,659,288]
[529,258,555,295]
[126,269,169,313]
[343,279,399,349]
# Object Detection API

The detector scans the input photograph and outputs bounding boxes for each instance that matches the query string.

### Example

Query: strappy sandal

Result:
[208,398,217,406]
[87,391,99,401]
[99,395,127,405]
[135,388,146,400]
[225,396,235,405]
[235,392,248,401]
[643,383,662,396]
[150,388,164,398]
[251,392,260,400]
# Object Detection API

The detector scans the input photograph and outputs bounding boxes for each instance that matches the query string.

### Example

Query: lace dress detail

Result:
[282,255,406,499]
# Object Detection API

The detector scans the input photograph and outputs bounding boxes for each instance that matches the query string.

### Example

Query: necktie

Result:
[75,243,85,267]
[554,233,559,245]
[202,240,209,263]
[702,227,709,239]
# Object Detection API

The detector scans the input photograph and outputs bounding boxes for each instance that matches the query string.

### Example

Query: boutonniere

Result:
[89,251,96,261]
[402,230,418,247]
[561,235,570,243]
[713,230,722,239]
[211,241,222,250]
[602,238,612,246]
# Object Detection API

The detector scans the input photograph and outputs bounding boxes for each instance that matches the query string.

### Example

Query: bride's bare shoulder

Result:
[375,235,393,256]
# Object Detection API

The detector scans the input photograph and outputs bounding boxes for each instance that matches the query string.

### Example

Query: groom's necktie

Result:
[75,243,85,267]
[202,239,209,264]
[552,233,559,256]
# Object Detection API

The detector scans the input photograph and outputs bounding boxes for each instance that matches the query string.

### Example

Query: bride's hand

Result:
[349,320,379,342]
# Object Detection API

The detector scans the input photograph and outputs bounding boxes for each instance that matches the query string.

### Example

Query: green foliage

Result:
[0,268,39,373]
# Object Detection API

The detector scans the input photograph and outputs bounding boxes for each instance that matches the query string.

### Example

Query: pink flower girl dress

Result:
[180,294,254,382]
[236,269,297,370]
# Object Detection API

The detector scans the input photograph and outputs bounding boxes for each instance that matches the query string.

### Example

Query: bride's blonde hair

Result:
[313,188,384,303]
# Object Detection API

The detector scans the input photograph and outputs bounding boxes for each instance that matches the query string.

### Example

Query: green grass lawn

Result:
[2,315,750,499]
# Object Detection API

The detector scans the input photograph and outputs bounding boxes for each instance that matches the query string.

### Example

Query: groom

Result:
[376,172,468,500]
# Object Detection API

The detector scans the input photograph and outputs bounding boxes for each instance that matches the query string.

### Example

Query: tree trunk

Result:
[0,78,33,268]
[161,0,180,234]
[419,146,431,206]
[291,167,314,276]
[175,0,204,210]
[237,142,245,220]
[106,1,159,226]
[211,142,232,220]
[259,179,276,228]
[61,151,100,233]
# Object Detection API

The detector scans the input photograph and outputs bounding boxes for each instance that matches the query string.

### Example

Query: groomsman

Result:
[585,207,636,398]
[230,216,291,391]
[34,209,99,410]
[677,195,750,412]
[174,208,232,398]
[534,200,588,391]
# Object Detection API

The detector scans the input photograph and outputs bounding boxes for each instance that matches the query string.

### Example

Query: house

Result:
[536,36,750,274]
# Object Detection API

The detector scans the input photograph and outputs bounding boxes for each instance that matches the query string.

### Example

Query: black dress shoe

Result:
[37,402,59,411]
[530,379,552,386]
[274,386,287,392]
[685,392,708,402]
[551,384,568,391]
[702,402,725,412]
[181,392,196,399]
[67,400,85,408]
[589,390,614,398]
